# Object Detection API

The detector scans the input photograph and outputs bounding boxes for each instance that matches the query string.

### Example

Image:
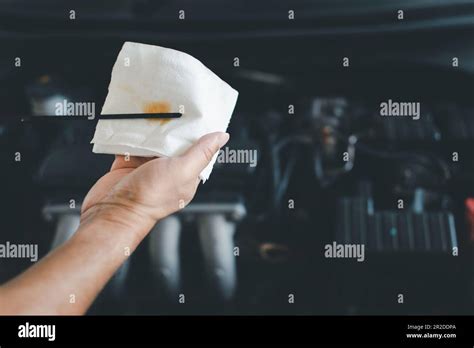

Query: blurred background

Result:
[0,0,474,315]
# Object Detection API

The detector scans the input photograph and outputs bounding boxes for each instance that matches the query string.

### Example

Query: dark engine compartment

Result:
[0,0,473,315]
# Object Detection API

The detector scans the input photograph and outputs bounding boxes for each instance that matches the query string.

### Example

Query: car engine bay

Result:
[0,0,473,316]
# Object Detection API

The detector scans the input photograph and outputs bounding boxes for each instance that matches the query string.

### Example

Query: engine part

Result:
[335,198,458,253]
[149,215,182,299]
[197,214,237,301]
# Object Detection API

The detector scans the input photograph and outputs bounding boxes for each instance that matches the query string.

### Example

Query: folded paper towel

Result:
[91,41,239,182]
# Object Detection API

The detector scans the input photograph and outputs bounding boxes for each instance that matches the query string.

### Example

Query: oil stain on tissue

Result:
[143,101,172,125]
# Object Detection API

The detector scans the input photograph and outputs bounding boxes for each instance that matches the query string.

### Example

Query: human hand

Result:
[80,132,229,239]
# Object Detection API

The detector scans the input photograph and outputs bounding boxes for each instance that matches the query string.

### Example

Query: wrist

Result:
[79,202,157,244]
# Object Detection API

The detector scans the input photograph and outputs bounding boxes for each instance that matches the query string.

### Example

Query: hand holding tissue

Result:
[91,41,239,182]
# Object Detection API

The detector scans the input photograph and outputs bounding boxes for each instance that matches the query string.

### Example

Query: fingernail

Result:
[217,132,230,148]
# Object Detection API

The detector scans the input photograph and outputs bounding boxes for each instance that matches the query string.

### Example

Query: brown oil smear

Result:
[143,101,172,125]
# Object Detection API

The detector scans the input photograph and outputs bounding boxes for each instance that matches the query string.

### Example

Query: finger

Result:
[177,132,229,177]
[111,155,155,171]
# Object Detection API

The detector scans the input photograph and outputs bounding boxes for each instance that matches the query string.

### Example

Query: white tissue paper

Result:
[91,41,239,182]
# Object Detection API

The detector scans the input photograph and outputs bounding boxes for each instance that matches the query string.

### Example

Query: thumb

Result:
[178,132,230,178]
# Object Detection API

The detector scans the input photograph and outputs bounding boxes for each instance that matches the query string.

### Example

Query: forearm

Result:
[0,206,152,315]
